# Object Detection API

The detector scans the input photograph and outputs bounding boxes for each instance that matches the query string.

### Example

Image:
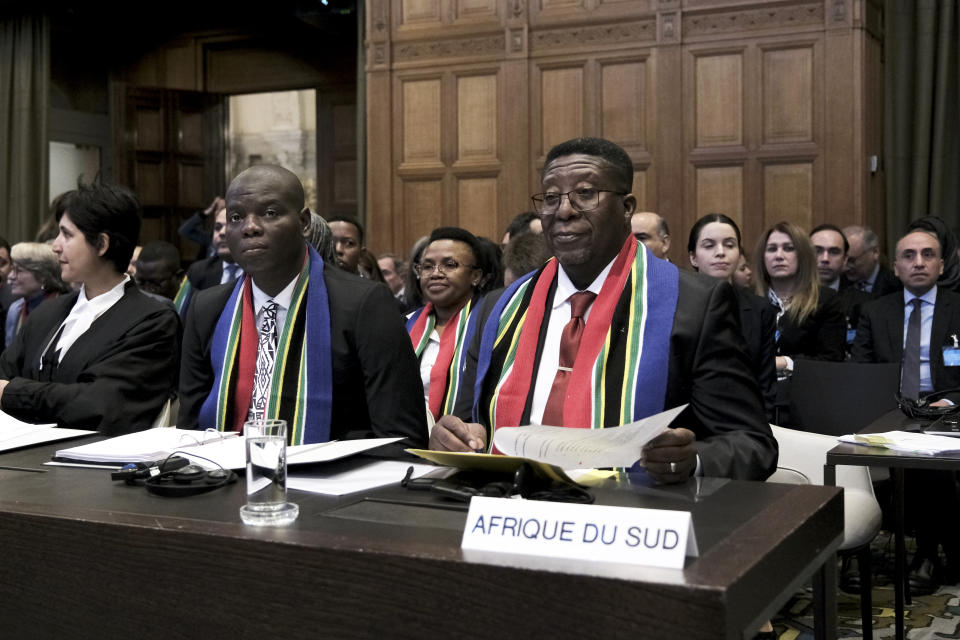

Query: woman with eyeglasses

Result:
[687,214,777,418]
[754,221,845,378]
[0,182,180,434]
[406,227,486,424]
[5,242,70,347]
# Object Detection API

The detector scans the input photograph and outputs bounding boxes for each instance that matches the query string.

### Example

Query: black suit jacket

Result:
[186,256,226,290]
[178,265,428,452]
[455,270,777,481]
[776,287,846,362]
[852,287,960,393]
[0,283,181,435]
[840,265,902,299]
[735,286,777,419]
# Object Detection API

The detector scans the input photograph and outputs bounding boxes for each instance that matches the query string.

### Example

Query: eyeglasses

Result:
[414,259,476,277]
[530,188,626,215]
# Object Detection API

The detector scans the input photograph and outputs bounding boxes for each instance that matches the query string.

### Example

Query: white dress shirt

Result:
[51,275,129,364]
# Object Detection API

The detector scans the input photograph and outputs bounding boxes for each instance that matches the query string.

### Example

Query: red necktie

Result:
[541,291,596,426]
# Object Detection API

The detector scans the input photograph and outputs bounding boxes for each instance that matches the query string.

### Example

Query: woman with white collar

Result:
[0,182,180,435]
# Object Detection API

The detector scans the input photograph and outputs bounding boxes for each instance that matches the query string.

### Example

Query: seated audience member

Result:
[503,230,549,286]
[178,165,426,452]
[475,236,504,293]
[0,236,13,347]
[378,252,410,310]
[179,196,225,260]
[631,211,671,259]
[358,248,386,282]
[908,215,960,293]
[404,237,429,311]
[733,252,753,289]
[407,227,485,421]
[754,222,845,377]
[0,183,181,434]
[841,225,901,296]
[810,223,870,348]
[431,137,776,482]
[305,212,337,264]
[327,214,365,275]
[688,214,776,418]
[853,228,960,590]
[177,205,243,315]
[5,243,70,347]
[133,241,183,302]
[500,211,542,246]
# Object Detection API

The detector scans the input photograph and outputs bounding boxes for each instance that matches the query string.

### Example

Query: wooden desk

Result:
[0,440,842,639]
[825,409,960,640]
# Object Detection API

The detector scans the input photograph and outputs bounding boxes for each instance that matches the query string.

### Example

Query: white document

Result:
[492,404,688,469]
[288,460,435,496]
[838,430,960,455]
[0,414,94,453]
[53,427,404,469]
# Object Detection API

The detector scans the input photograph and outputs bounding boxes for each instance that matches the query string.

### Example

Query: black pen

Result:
[0,465,47,473]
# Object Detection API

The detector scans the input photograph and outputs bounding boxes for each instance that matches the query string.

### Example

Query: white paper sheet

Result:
[287,460,435,496]
[0,412,95,453]
[491,404,688,469]
[838,430,960,454]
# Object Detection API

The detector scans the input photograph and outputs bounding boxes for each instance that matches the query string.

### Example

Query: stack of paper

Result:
[838,431,960,455]
[0,411,94,452]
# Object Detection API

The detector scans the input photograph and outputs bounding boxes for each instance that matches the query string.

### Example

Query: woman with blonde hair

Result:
[753,221,845,377]
[5,242,69,347]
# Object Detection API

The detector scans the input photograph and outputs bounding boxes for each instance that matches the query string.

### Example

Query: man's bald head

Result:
[227,165,306,212]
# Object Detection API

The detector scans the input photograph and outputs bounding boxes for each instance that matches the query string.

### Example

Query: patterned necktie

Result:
[901,298,922,400]
[249,300,279,421]
[542,291,597,426]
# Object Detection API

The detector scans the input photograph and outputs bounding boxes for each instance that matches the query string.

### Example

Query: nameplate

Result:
[461,496,698,569]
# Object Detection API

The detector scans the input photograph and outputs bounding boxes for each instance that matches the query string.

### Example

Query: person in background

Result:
[378,253,408,310]
[358,248,386,283]
[407,227,485,422]
[0,182,180,434]
[178,196,224,260]
[133,241,184,302]
[631,211,671,260]
[503,230,549,286]
[327,215,365,275]
[5,242,69,347]
[908,215,960,293]
[841,225,901,296]
[304,211,338,264]
[500,211,542,246]
[754,221,846,378]
[475,237,504,294]
[733,252,754,289]
[688,213,777,419]
[0,235,14,347]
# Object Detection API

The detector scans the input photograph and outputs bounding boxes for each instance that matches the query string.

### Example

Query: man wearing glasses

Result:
[841,225,902,297]
[429,137,776,483]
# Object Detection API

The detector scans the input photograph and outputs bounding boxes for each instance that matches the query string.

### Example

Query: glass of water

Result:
[239,419,299,526]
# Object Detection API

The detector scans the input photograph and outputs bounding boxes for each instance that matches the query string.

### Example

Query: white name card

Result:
[461,496,698,569]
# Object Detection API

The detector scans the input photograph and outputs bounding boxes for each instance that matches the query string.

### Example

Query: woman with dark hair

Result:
[0,182,180,435]
[5,242,70,347]
[687,213,777,417]
[406,227,485,424]
[754,221,845,377]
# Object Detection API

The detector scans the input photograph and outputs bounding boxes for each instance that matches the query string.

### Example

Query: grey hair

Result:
[11,242,68,293]
[306,212,337,264]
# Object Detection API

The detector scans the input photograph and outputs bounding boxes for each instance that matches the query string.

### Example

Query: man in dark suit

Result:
[429,137,776,482]
[853,228,960,590]
[178,165,426,453]
[841,225,901,297]
[185,205,243,290]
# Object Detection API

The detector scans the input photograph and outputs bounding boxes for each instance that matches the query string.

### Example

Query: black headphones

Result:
[113,454,237,497]
[897,388,960,419]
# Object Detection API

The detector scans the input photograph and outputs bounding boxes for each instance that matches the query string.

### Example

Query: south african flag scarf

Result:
[473,237,678,451]
[406,297,482,420]
[197,245,332,445]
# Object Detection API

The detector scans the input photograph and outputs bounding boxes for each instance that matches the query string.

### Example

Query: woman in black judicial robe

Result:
[0,183,180,435]
[687,213,777,419]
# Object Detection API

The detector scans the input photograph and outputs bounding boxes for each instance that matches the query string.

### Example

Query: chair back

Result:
[787,360,899,435]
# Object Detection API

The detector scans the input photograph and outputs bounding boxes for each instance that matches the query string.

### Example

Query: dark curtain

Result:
[0,13,48,243]
[885,0,960,249]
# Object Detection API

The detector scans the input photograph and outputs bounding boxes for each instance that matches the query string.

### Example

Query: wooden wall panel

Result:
[763,162,813,229]
[454,0,499,22]
[694,53,743,148]
[333,104,356,153]
[136,162,163,206]
[457,177,499,239]
[540,66,584,153]
[400,1,442,27]
[762,47,814,144]
[632,171,647,210]
[136,109,163,151]
[696,166,744,222]
[401,79,443,166]
[457,74,498,163]
[403,180,443,247]
[600,60,646,147]
[178,162,205,208]
[334,160,358,205]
